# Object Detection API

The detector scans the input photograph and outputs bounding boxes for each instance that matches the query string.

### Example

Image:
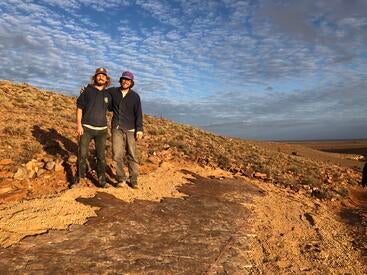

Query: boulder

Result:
[0,159,13,166]
[242,167,254,177]
[0,171,14,178]
[55,159,64,172]
[45,161,55,171]
[14,167,28,180]
[42,155,54,162]
[34,152,46,159]
[25,159,38,171]
[254,172,267,180]
[28,169,37,179]
[36,168,47,177]
[35,161,44,169]
[147,156,160,165]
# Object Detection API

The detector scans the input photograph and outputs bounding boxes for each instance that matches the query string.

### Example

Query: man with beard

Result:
[108,71,143,189]
[74,67,112,188]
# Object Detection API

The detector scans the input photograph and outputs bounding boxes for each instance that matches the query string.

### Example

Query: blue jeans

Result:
[112,128,138,182]
[78,126,107,180]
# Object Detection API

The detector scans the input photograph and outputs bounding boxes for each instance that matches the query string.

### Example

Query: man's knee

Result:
[78,145,88,160]
[95,145,106,159]
[112,130,125,153]
[97,158,106,168]
[126,133,137,156]
[113,144,124,161]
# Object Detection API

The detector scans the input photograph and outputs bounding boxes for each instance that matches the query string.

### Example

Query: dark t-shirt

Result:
[76,85,112,127]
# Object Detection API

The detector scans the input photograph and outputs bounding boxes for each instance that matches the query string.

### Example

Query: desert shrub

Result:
[217,154,231,169]
[346,178,359,185]
[311,188,332,200]
[15,96,27,103]
[147,146,158,156]
[254,163,273,176]
[12,102,29,108]
[334,187,349,197]
[167,139,190,155]
[3,126,27,136]
[288,166,302,174]
[147,127,165,136]
[60,112,74,123]
[17,142,43,163]
[53,106,64,112]
[300,175,319,186]
[0,92,13,108]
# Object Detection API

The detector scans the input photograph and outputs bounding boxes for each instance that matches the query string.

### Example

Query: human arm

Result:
[76,91,87,136]
[76,108,83,136]
[107,92,113,112]
[134,94,143,140]
[80,86,87,94]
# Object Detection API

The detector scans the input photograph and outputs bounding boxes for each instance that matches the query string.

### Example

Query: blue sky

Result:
[1,0,366,140]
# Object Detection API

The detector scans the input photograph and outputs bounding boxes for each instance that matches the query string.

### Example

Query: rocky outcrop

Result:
[13,155,69,180]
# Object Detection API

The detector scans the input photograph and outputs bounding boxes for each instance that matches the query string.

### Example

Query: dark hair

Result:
[90,74,111,88]
[119,77,134,88]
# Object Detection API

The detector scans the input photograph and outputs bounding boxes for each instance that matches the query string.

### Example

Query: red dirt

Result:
[0,176,263,274]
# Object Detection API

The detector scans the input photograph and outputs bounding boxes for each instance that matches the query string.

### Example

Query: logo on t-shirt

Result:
[104,97,109,104]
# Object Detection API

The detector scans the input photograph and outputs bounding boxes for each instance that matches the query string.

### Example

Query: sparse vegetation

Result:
[3,126,27,137]
[16,142,43,163]
[217,154,231,170]
[300,175,320,186]
[0,80,364,201]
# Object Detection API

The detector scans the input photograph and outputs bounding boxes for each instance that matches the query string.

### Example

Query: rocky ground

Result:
[0,80,366,273]
[1,161,366,273]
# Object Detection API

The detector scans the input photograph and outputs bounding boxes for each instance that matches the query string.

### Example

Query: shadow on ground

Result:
[31,125,115,186]
[32,125,76,183]
[0,173,264,274]
[339,188,367,263]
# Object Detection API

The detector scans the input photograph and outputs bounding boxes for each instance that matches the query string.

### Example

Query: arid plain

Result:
[0,80,366,273]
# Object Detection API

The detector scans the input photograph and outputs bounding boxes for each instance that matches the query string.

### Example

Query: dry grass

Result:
[0,80,363,200]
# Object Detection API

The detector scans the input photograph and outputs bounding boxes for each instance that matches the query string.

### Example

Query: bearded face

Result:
[95,73,108,86]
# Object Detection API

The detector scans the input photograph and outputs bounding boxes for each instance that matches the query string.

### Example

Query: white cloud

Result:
[0,0,366,139]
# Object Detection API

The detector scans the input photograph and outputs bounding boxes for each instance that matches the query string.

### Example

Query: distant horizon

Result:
[4,78,367,142]
[270,138,367,142]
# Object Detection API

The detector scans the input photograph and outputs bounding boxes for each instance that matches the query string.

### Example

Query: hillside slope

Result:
[0,80,366,273]
[0,80,363,203]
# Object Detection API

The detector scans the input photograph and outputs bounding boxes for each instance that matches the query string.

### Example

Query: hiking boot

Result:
[128,179,138,189]
[72,177,87,188]
[97,176,108,188]
[116,176,127,188]
[116,181,126,188]
[71,182,83,189]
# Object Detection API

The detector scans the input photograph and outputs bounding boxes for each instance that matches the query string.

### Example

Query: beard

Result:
[95,77,107,86]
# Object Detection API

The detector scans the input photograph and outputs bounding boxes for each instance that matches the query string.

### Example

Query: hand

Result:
[136,131,143,140]
[77,124,84,136]
[80,87,86,94]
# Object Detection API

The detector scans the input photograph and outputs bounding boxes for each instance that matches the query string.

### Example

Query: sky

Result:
[0,0,366,140]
